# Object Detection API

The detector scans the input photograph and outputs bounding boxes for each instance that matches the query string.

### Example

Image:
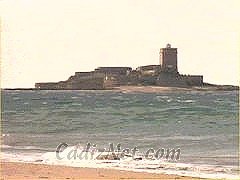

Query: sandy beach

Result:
[0,162,203,180]
[113,86,191,93]
[111,85,239,93]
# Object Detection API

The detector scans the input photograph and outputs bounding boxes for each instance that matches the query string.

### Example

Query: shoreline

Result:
[1,161,203,179]
[2,85,239,92]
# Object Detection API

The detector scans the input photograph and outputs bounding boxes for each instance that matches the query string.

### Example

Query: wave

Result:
[1,144,50,151]
[176,99,196,103]
[1,146,238,179]
[0,152,43,163]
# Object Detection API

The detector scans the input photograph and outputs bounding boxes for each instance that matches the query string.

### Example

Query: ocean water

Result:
[1,90,239,179]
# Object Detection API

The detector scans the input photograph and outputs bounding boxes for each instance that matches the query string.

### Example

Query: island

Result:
[8,44,239,91]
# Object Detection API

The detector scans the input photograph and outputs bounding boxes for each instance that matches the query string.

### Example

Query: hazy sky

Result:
[1,0,240,88]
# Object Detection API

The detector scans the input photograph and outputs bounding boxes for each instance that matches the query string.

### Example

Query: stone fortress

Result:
[35,44,203,90]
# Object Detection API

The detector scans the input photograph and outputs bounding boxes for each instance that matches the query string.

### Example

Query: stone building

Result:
[156,44,203,87]
[94,67,132,75]
[35,44,204,89]
[136,65,160,75]
[160,43,178,73]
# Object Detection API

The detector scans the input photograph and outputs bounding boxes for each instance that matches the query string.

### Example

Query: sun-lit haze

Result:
[1,0,239,88]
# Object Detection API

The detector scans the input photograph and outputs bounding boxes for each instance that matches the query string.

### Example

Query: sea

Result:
[1,90,239,179]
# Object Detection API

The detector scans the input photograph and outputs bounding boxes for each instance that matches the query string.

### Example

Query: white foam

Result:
[1,146,239,179]
[0,152,43,163]
[40,146,239,179]
[177,99,196,103]
[2,134,10,137]
[1,144,12,149]
[71,96,80,99]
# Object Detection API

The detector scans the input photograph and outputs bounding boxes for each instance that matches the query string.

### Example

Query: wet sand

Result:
[1,162,203,179]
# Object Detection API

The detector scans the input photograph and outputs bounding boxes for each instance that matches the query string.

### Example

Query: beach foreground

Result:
[1,162,202,179]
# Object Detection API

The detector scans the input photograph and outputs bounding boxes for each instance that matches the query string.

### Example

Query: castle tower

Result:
[159,44,178,73]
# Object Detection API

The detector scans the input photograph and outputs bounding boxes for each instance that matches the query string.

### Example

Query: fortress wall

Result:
[136,65,160,71]
[35,82,59,90]
[125,71,140,85]
[67,77,105,90]
[156,72,203,87]
[74,72,105,79]
[75,72,93,77]
[156,75,187,87]
[103,74,131,88]
[181,75,203,86]
[35,73,106,90]
[94,67,132,75]
[139,75,157,85]
[103,79,120,88]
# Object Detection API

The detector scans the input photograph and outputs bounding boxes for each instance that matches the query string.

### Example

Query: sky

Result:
[1,0,240,88]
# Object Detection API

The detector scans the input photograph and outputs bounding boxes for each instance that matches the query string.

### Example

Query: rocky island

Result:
[33,44,238,91]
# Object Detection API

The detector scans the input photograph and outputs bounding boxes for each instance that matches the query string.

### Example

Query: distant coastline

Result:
[2,84,239,92]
